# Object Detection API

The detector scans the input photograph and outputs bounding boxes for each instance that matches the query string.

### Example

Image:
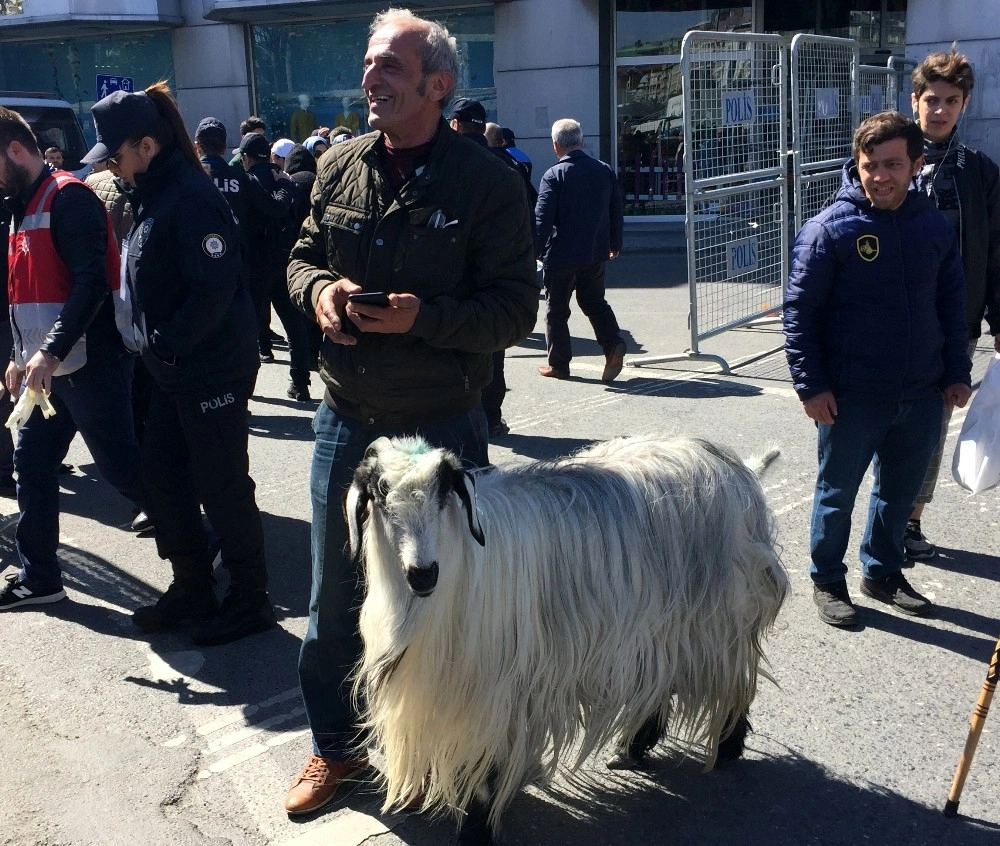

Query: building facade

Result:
[0,0,997,220]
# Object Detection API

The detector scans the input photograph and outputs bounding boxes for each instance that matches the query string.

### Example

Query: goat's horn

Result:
[453,469,485,547]
[344,481,372,561]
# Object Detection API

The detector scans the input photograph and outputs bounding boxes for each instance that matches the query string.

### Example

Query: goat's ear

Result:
[452,467,485,547]
[344,460,377,560]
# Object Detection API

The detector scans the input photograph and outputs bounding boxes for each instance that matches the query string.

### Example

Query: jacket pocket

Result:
[402,209,465,293]
[322,202,367,278]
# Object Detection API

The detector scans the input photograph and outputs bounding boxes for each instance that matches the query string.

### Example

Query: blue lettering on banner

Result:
[726,236,758,278]
[722,90,756,126]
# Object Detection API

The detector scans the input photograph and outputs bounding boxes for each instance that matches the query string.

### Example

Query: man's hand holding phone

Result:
[346,291,420,335]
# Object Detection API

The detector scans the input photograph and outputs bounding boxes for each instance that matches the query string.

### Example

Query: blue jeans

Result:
[298,401,489,758]
[809,393,944,585]
[15,352,144,591]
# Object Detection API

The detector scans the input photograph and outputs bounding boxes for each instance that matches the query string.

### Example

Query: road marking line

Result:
[161,686,301,748]
[774,495,814,516]
[274,812,394,846]
[196,686,301,736]
[204,706,305,754]
[196,727,310,779]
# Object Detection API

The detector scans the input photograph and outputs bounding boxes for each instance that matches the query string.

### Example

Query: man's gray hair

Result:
[551,118,584,150]
[484,122,504,147]
[370,8,461,107]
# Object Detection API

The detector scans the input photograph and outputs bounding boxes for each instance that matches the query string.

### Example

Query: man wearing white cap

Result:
[270,137,295,173]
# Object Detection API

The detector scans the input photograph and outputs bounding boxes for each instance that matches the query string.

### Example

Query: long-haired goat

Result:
[347,434,788,844]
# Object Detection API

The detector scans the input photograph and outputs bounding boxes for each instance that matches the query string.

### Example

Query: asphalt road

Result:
[1,252,998,846]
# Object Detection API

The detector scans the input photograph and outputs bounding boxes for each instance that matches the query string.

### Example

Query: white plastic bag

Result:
[5,387,57,433]
[952,352,1000,494]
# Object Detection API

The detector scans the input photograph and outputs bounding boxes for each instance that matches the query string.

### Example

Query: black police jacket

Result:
[123,146,258,392]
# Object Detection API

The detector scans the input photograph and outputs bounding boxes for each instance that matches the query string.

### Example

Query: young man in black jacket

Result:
[904,48,1000,559]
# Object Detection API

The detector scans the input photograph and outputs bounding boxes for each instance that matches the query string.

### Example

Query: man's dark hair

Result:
[240,116,266,136]
[912,46,975,99]
[0,107,40,155]
[852,111,924,163]
[197,135,226,156]
[44,145,63,155]
[331,125,353,138]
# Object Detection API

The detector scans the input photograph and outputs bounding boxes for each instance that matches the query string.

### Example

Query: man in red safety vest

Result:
[0,105,148,611]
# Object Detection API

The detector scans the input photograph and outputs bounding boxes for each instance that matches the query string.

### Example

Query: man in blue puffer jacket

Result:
[784,111,971,629]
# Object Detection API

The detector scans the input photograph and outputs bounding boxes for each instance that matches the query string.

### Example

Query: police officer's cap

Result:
[195,117,227,147]
[83,90,159,165]
[447,98,486,128]
[238,132,271,160]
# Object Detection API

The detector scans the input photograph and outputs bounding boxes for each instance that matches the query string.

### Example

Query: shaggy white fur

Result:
[347,434,788,832]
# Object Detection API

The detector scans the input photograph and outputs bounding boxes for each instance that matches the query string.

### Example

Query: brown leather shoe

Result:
[602,341,627,382]
[538,365,570,379]
[283,754,368,815]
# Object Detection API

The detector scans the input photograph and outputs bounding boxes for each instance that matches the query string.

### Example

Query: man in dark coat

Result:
[283,8,536,816]
[535,118,626,382]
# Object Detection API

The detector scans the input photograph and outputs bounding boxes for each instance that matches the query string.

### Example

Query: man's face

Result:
[912,81,967,144]
[857,137,922,211]
[363,22,447,145]
[0,146,33,196]
[44,149,63,168]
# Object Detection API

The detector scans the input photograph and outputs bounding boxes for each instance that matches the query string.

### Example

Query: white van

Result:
[0,94,90,178]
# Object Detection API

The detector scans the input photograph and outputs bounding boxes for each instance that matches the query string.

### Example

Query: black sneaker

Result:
[0,573,66,610]
[259,348,274,364]
[0,473,15,496]
[191,587,277,647]
[132,581,219,632]
[903,519,936,560]
[813,580,857,627]
[861,571,932,616]
[130,508,154,533]
[287,382,312,402]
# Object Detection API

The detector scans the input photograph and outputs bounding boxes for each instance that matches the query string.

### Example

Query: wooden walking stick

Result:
[944,632,1000,817]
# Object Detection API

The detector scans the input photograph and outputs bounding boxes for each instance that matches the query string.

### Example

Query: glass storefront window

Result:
[0,32,174,145]
[251,8,495,143]
[763,0,907,54]
[615,2,751,215]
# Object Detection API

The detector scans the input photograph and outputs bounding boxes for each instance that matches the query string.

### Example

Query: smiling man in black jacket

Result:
[283,8,536,816]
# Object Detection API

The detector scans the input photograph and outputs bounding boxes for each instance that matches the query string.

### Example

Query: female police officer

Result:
[83,83,275,646]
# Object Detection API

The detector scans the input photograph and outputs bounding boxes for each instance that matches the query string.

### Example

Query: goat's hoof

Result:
[606,749,644,771]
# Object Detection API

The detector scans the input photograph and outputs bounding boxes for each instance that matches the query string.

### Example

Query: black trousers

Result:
[140,377,268,589]
[542,261,622,372]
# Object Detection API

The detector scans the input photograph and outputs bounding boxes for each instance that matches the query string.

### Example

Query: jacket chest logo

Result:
[137,218,154,249]
[856,235,879,262]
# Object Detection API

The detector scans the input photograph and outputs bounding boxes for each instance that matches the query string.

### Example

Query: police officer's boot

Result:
[191,583,277,647]
[132,556,217,633]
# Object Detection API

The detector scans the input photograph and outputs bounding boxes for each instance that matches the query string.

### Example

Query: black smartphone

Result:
[347,291,390,307]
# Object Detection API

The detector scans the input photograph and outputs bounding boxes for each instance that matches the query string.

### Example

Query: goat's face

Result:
[345,437,484,597]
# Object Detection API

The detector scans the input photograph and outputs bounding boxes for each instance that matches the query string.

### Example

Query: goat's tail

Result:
[744,447,780,479]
